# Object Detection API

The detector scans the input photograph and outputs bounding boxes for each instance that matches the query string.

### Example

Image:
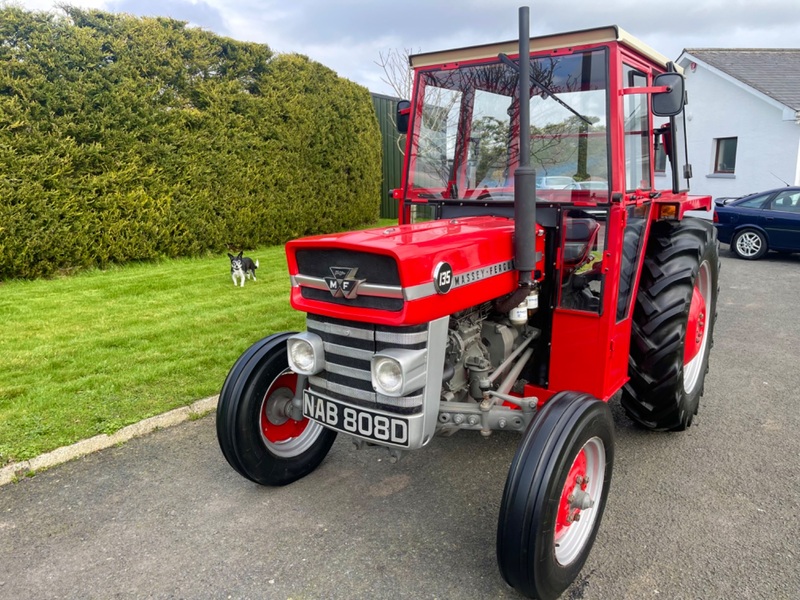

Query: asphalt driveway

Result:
[1,248,799,599]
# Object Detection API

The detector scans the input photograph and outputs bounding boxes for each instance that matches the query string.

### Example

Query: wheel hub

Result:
[553,437,606,566]
[259,372,310,444]
[556,451,590,536]
[265,388,293,426]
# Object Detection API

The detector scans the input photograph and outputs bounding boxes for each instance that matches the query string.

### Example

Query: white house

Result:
[671,49,800,201]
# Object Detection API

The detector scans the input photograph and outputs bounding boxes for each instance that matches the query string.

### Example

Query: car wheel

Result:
[216,332,337,486]
[731,228,767,260]
[497,392,614,600]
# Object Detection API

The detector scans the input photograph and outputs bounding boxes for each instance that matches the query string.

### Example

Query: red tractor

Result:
[217,8,719,599]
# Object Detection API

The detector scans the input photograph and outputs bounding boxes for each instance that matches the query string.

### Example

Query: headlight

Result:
[371,348,427,397]
[373,357,403,394]
[289,339,314,371]
[287,332,324,375]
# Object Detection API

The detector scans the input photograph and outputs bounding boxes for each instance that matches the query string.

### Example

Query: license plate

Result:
[302,390,410,447]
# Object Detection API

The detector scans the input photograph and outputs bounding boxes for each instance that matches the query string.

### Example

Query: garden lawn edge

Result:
[0,395,219,487]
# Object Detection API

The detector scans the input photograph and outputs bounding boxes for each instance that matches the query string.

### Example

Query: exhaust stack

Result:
[513,6,536,287]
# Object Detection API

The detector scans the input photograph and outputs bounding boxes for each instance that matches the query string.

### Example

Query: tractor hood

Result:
[286,216,544,326]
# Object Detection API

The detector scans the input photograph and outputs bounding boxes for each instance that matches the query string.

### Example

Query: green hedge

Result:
[0,7,382,279]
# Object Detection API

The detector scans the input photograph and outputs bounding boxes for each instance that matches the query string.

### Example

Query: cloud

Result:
[195,0,800,94]
[8,0,800,95]
[107,0,229,34]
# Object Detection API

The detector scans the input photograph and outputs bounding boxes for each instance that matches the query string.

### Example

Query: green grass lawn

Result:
[0,219,397,467]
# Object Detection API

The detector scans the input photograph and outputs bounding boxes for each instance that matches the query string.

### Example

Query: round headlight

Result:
[374,357,403,394]
[289,339,315,372]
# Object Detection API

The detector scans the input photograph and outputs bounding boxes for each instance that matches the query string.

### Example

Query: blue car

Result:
[714,187,800,260]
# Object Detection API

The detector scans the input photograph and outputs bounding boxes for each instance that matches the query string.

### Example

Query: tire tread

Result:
[622,218,720,430]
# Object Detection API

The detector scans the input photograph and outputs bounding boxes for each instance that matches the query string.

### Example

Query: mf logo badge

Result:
[324,266,365,299]
[433,262,453,294]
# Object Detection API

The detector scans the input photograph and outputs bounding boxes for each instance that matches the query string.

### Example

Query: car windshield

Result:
[406,48,610,204]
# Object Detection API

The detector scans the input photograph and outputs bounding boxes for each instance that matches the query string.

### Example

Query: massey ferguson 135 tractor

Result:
[217,8,719,599]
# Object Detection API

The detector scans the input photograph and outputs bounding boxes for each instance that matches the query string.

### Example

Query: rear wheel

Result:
[497,392,614,600]
[216,333,337,486]
[731,228,767,260]
[622,218,720,431]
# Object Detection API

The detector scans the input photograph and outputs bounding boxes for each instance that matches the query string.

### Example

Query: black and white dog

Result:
[228,251,259,287]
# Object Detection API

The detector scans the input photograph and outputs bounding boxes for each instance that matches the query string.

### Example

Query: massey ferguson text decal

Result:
[434,260,513,294]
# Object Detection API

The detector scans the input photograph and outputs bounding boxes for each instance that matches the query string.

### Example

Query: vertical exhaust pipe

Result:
[514,6,536,287]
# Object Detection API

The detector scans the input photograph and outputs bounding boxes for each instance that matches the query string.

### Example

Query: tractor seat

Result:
[563,218,600,267]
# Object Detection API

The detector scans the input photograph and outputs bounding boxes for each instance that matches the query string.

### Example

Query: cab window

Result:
[623,66,650,191]
[558,209,607,313]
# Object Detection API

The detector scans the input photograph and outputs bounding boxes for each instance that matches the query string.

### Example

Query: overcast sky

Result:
[7,0,800,96]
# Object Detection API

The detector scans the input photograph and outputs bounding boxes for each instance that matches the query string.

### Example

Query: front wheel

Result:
[216,333,337,486]
[497,392,615,600]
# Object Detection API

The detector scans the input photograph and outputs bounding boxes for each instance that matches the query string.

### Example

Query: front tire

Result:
[622,218,720,431]
[216,333,337,486]
[497,392,614,600]
[731,228,767,260]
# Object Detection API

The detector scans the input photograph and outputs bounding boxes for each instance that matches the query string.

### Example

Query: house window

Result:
[714,137,738,173]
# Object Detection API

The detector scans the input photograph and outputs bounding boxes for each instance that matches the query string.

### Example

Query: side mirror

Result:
[396,100,411,134]
[651,72,685,117]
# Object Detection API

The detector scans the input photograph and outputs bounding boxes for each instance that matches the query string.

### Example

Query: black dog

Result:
[228,251,259,287]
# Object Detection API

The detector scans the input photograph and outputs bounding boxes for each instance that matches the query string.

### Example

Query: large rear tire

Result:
[622,218,720,431]
[216,333,337,486]
[497,392,615,600]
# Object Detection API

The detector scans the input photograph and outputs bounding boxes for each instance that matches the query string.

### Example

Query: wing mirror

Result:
[651,72,685,117]
[396,100,411,134]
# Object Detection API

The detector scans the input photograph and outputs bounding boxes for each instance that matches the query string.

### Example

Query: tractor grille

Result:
[306,314,428,415]
[295,249,404,311]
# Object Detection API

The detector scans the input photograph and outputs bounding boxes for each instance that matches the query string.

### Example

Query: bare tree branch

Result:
[375,47,417,100]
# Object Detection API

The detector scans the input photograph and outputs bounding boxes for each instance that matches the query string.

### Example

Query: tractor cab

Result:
[395,26,702,221]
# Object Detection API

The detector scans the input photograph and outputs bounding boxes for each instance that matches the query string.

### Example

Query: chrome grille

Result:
[294,249,404,311]
[306,314,428,415]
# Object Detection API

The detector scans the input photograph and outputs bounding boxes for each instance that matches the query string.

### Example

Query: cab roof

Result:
[409,25,675,71]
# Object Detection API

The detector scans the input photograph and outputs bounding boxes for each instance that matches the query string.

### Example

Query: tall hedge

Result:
[0,7,382,279]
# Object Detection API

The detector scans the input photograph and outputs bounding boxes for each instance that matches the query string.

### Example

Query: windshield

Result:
[407,48,609,203]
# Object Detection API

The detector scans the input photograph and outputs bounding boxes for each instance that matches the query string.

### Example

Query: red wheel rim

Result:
[683,261,712,394]
[553,436,606,566]
[684,285,707,364]
[259,372,309,444]
[555,449,588,539]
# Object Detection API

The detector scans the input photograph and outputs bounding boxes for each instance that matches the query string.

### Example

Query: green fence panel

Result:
[371,93,405,220]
